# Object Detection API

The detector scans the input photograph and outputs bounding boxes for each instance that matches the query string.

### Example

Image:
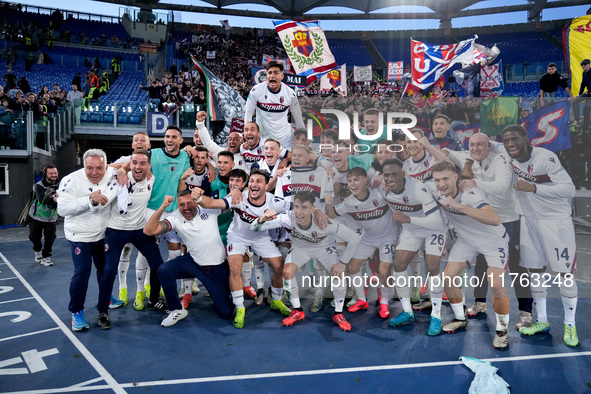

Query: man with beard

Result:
[193,169,292,329]
[501,124,578,347]
[28,164,59,266]
[144,190,234,327]
[240,120,289,172]
[245,60,305,149]
[98,150,167,329]
[428,114,463,151]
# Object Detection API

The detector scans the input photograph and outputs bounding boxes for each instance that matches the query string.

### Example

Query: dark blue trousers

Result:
[158,254,233,319]
[68,240,105,314]
[98,228,164,314]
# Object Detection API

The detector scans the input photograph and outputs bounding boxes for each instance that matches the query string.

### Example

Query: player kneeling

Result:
[251,192,361,331]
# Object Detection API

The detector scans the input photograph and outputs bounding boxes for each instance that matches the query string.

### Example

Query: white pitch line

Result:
[0,253,126,394]
[67,377,107,389]
[0,277,18,281]
[0,327,60,343]
[0,296,35,305]
[4,349,591,393]
[115,350,591,389]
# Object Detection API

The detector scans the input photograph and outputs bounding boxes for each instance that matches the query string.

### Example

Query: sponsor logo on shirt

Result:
[348,205,389,221]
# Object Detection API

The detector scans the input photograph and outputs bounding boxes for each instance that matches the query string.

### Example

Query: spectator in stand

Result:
[39,85,49,98]
[68,84,84,125]
[18,76,32,94]
[140,80,163,107]
[72,72,82,92]
[539,63,573,107]
[4,69,17,91]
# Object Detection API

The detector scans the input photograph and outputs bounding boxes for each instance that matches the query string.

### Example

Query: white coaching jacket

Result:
[57,167,118,242]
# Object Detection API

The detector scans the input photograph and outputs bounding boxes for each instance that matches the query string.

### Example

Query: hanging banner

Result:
[387,61,403,81]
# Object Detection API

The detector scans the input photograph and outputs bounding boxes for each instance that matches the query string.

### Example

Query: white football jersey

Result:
[403,150,435,181]
[108,173,154,231]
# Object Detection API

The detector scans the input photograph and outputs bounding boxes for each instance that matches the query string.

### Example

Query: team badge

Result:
[200,213,209,220]
[171,166,175,172]
[484,165,489,172]
[403,196,409,204]
[280,97,284,104]
[309,174,315,182]
[292,30,314,57]
[373,200,379,207]
[424,161,430,167]
[88,187,93,192]
[148,184,151,191]
[104,244,109,252]
[311,231,318,238]
[228,244,233,252]
[75,247,81,255]
[327,69,341,88]
[527,164,534,173]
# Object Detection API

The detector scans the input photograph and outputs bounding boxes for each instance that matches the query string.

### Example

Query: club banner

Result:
[411,35,477,89]
[354,65,372,82]
[564,15,591,96]
[191,55,246,143]
[480,96,519,136]
[274,20,337,84]
[251,67,267,84]
[220,20,230,31]
[480,62,504,96]
[453,123,481,150]
[283,73,307,88]
[320,64,347,95]
[403,81,428,108]
[522,100,571,152]
[387,61,404,81]
[262,54,273,66]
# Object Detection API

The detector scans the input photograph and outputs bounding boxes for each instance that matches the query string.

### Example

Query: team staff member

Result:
[144,190,234,327]
[244,60,305,149]
[28,164,59,267]
[501,124,579,347]
[57,149,124,331]
[97,150,168,329]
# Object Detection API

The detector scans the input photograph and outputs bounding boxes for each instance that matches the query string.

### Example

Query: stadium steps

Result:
[364,40,386,68]
[536,30,564,52]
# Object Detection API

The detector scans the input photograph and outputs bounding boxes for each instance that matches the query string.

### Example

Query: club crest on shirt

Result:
[309,174,315,182]
[527,164,534,173]
[171,166,175,172]
[200,213,209,220]
[424,160,430,167]
[373,199,380,207]
[403,196,409,204]
[75,247,81,255]
[104,244,109,252]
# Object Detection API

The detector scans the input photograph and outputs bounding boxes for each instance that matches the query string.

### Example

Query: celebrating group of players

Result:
[57,60,579,350]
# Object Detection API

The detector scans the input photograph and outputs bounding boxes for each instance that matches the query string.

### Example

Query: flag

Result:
[403,81,428,108]
[411,36,477,89]
[251,67,266,84]
[387,61,404,81]
[479,97,519,136]
[220,20,230,31]
[564,15,591,96]
[453,123,481,150]
[480,62,504,96]
[262,54,273,66]
[320,64,347,95]
[191,55,246,143]
[464,43,501,67]
[426,75,447,106]
[274,20,337,84]
[522,100,571,152]
[354,65,372,82]
[453,63,480,98]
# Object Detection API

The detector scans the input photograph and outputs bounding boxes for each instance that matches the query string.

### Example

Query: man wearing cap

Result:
[572,59,591,126]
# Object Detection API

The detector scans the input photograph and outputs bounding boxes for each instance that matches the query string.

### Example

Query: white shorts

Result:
[291,244,340,272]
[353,238,396,263]
[448,233,509,270]
[146,208,181,244]
[227,234,281,259]
[520,216,577,273]
[396,228,447,257]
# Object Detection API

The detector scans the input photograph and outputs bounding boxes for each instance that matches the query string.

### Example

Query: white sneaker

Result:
[161,309,188,327]
[34,251,43,262]
[40,257,54,267]
[192,281,200,295]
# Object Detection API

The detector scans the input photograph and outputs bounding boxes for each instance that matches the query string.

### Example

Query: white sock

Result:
[530,282,548,324]
[290,278,300,309]
[242,261,252,287]
[429,273,444,319]
[333,284,346,313]
[135,253,148,292]
[253,255,265,290]
[410,254,421,277]
[144,267,151,287]
[168,248,181,261]
[351,271,366,302]
[380,285,393,305]
[560,279,578,325]
[271,287,283,302]
[495,313,509,332]
[231,290,244,309]
[313,260,326,297]
[451,302,466,320]
[118,244,132,292]
[183,279,192,295]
